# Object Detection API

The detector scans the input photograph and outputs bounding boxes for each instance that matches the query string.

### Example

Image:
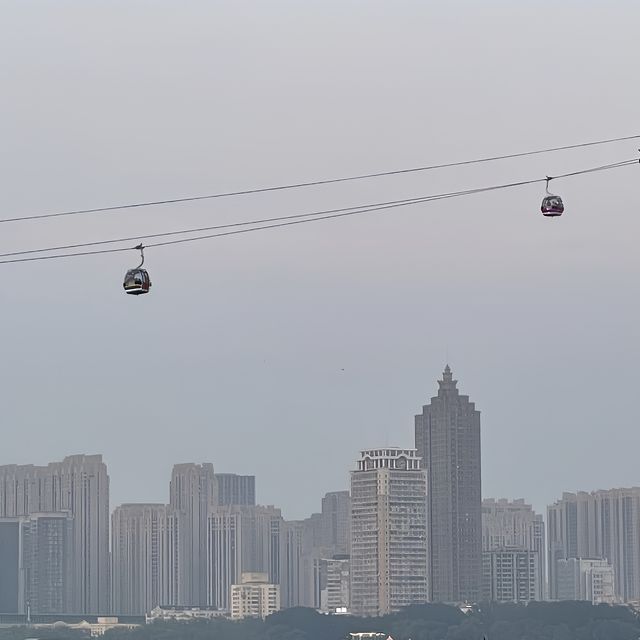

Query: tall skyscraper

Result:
[111,504,170,615]
[548,488,640,602]
[350,448,427,616]
[482,498,545,601]
[415,366,482,603]
[169,463,216,606]
[215,474,255,506]
[0,455,110,614]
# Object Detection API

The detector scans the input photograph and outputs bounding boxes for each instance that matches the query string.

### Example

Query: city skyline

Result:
[1,363,635,522]
[4,366,639,618]
[3,452,640,612]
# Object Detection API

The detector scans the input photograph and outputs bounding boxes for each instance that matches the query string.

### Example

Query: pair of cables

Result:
[0,135,637,266]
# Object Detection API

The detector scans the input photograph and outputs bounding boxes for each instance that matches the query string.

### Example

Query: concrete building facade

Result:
[169,463,216,606]
[0,513,74,616]
[111,503,170,615]
[23,512,74,614]
[415,366,482,603]
[313,556,350,613]
[215,474,255,507]
[320,491,351,556]
[556,558,615,604]
[280,519,315,609]
[482,549,540,603]
[350,448,427,616]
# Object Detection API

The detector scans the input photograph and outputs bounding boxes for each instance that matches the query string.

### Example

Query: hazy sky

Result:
[1,1,638,520]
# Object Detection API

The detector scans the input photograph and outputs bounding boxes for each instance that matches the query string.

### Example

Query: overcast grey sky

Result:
[0,1,638,520]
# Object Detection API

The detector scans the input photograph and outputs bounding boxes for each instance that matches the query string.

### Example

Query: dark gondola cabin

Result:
[123,268,151,295]
[541,195,564,217]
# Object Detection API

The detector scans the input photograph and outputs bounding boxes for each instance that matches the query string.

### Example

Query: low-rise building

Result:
[313,556,350,613]
[32,617,139,637]
[230,573,280,620]
[556,558,615,604]
[146,605,227,623]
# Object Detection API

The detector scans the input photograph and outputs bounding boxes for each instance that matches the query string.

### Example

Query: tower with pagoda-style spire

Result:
[415,366,482,603]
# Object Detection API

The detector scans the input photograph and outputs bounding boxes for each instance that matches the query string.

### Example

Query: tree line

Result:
[0,601,638,640]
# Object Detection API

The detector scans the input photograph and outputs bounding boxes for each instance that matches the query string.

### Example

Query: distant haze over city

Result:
[3,1,640,632]
[1,2,638,526]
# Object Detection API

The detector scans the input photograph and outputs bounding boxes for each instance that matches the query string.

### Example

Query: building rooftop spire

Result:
[438,364,458,392]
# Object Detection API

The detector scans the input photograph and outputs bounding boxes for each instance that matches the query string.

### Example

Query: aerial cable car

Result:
[123,244,151,295]
[541,177,564,217]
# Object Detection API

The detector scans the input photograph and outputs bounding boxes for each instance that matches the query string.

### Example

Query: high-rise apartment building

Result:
[0,455,110,614]
[162,508,181,607]
[482,498,545,601]
[547,493,578,599]
[206,506,240,611]
[23,512,74,614]
[350,448,427,616]
[482,550,540,604]
[556,558,615,604]
[0,514,74,615]
[320,491,351,556]
[207,505,283,611]
[111,504,170,615]
[230,572,280,620]
[415,366,482,603]
[280,520,312,609]
[548,488,640,602]
[169,463,216,606]
[215,474,255,506]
